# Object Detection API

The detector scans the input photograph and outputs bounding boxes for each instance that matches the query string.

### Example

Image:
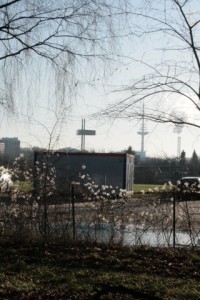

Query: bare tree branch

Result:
[99,0,200,130]
[0,0,21,10]
[0,0,131,112]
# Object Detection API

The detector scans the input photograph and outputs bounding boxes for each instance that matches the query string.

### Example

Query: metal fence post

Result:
[71,183,76,241]
[173,188,176,248]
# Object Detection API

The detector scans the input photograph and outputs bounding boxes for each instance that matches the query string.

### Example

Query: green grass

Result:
[0,242,199,299]
[134,184,173,193]
[15,181,33,193]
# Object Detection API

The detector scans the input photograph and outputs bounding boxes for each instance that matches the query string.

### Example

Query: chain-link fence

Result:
[0,155,200,247]
[1,188,200,247]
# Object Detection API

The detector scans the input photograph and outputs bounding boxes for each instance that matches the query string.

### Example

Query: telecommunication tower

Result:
[76,119,96,151]
[137,105,149,159]
[173,125,183,157]
[172,110,185,157]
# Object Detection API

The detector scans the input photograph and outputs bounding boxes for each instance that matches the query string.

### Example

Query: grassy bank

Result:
[0,241,200,299]
[133,184,172,193]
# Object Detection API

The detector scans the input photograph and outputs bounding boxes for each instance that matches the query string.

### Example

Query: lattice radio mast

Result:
[137,104,149,159]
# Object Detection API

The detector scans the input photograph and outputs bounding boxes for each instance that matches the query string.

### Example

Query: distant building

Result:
[58,147,81,153]
[0,143,5,163]
[0,143,5,155]
[135,150,147,161]
[0,137,20,162]
[20,147,34,162]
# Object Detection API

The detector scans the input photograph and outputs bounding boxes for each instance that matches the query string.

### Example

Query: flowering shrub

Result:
[0,157,199,247]
[0,166,13,192]
[75,164,128,201]
[34,158,56,198]
[0,156,57,240]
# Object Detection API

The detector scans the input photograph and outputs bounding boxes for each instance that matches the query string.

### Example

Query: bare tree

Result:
[0,0,130,112]
[99,0,200,130]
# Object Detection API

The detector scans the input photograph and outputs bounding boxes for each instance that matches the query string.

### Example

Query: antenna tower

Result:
[76,119,96,151]
[137,104,149,159]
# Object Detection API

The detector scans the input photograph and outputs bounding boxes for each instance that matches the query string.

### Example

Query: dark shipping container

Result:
[34,151,134,194]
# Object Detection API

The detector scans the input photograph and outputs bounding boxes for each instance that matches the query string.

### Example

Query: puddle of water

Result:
[50,221,200,247]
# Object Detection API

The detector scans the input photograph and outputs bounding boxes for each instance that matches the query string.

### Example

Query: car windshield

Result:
[181,178,200,185]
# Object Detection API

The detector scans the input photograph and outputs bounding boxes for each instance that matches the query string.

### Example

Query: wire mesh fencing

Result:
[1,188,200,247]
[1,155,200,247]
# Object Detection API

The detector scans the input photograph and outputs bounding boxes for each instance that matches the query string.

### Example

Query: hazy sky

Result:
[0,53,199,159]
[0,0,200,159]
[0,73,199,159]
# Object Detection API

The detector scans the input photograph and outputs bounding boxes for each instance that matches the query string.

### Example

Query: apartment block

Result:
[0,137,20,162]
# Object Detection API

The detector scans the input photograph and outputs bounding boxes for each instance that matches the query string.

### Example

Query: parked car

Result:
[177,176,200,200]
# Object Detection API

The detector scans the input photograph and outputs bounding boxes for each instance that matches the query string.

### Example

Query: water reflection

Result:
[52,221,200,247]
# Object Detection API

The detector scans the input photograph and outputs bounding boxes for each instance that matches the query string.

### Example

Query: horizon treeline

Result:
[134,150,200,184]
